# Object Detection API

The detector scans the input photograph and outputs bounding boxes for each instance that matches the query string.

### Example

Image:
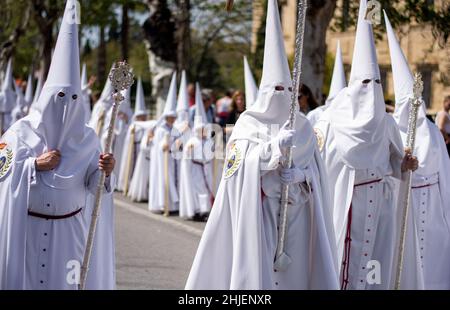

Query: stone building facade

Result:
[252,0,450,113]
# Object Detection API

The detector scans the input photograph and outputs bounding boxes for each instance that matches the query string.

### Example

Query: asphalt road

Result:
[114,193,206,289]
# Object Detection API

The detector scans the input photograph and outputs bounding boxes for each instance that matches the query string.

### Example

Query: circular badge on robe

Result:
[0,142,13,181]
[223,142,242,179]
[313,128,325,152]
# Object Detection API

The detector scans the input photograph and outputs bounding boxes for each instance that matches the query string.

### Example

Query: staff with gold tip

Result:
[395,72,424,290]
[79,61,134,290]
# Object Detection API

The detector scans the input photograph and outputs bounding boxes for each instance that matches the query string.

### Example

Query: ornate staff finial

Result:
[109,61,135,95]
[80,60,134,290]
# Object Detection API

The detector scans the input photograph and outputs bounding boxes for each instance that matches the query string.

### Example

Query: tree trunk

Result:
[121,2,129,61]
[302,0,337,103]
[31,0,60,80]
[174,0,191,73]
[97,26,107,86]
[0,5,31,71]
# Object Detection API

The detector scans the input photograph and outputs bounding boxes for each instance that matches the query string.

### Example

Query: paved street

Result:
[114,194,206,289]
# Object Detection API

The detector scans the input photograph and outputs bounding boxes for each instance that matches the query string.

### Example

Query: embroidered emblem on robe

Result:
[224,142,242,179]
[0,142,13,180]
[313,128,325,152]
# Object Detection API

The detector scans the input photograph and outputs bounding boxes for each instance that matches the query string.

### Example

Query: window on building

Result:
[418,66,434,108]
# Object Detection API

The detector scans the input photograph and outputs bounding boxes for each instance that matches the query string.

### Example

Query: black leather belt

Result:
[28,208,82,220]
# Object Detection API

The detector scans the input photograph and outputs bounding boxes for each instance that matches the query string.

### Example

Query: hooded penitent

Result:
[116,77,149,192]
[385,12,450,289]
[327,0,387,170]
[0,0,115,289]
[179,82,214,219]
[148,71,180,213]
[307,41,346,126]
[127,119,159,202]
[315,0,405,290]
[243,56,258,108]
[106,84,133,178]
[186,0,338,290]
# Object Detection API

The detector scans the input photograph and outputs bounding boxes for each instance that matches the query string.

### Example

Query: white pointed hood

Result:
[24,73,34,104]
[326,40,346,105]
[0,58,17,113]
[230,0,315,170]
[2,58,14,92]
[14,80,27,110]
[176,70,189,122]
[134,77,147,117]
[162,72,177,117]
[10,0,98,188]
[385,12,438,174]
[258,0,291,93]
[325,0,387,169]
[243,0,295,122]
[349,0,380,83]
[244,56,258,107]
[44,1,80,91]
[194,83,208,129]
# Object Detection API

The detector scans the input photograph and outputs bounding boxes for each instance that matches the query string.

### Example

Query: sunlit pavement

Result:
[114,193,205,289]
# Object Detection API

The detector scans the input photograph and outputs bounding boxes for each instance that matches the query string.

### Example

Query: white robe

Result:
[101,111,130,179]
[117,124,146,192]
[148,123,179,212]
[0,128,115,290]
[128,132,152,202]
[179,136,214,219]
[315,114,404,290]
[186,116,339,289]
[396,124,450,289]
[88,102,109,136]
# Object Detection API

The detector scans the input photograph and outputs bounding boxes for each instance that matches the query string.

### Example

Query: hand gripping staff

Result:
[274,0,308,271]
[394,72,424,290]
[79,61,134,290]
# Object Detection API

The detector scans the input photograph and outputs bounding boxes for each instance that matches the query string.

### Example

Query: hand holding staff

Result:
[395,72,423,290]
[274,0,308,272]
[79,61,134,290]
